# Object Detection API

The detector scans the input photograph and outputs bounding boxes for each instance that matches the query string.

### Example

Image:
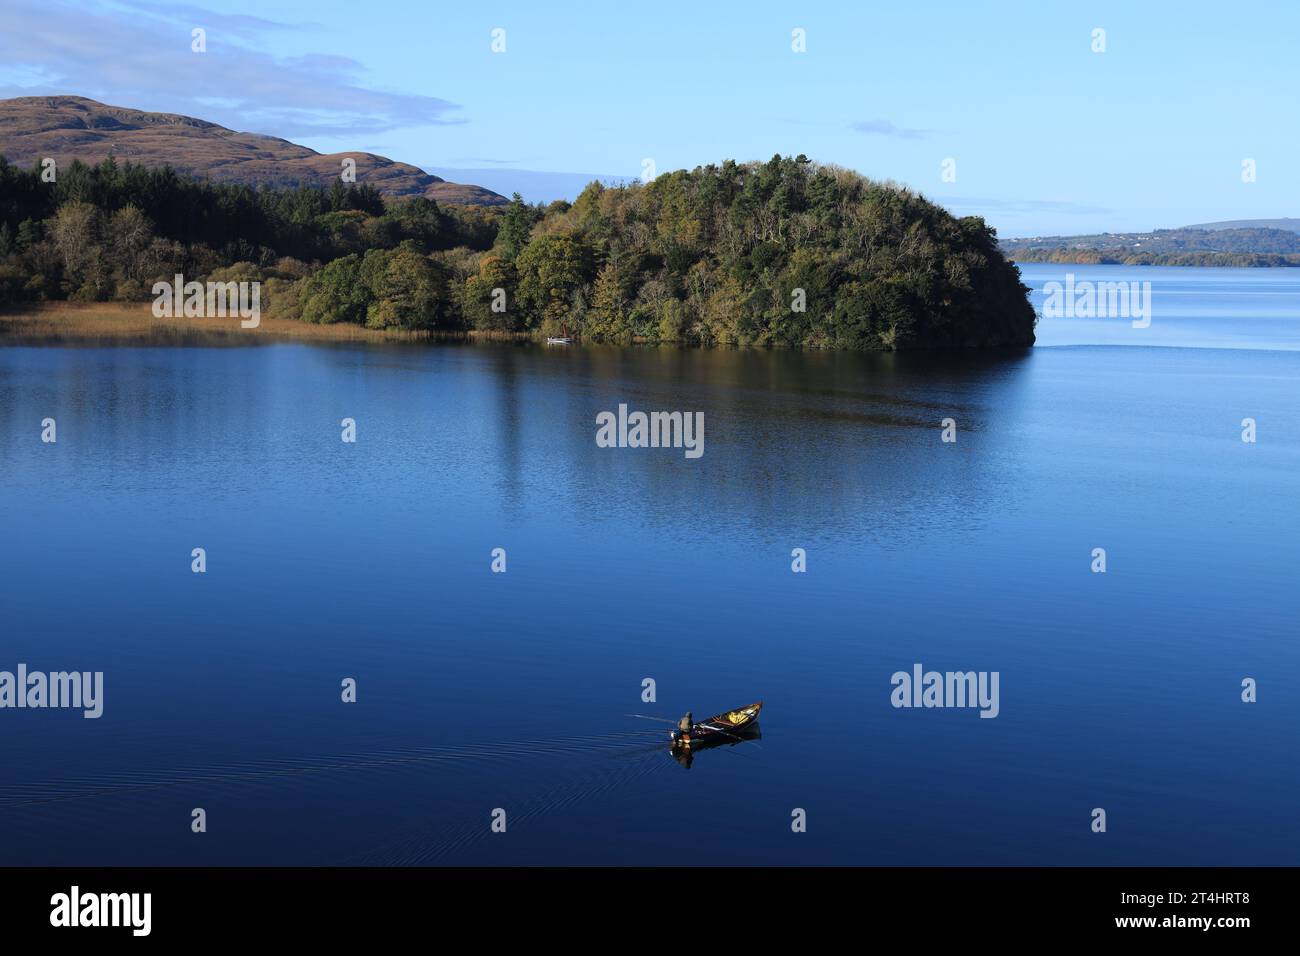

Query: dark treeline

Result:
[1,153,1037,348]
[0,155,497,305]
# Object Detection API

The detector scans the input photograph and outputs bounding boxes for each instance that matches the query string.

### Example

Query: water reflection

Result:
[671,725,763,770]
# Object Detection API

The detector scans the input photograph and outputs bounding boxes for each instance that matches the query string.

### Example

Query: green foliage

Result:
[364,246,455,330]
[0,154,500,308]
[299,255,367,324]
[656,297,687,342]
[491,155,1035,347]
[461,254,519,331]
[515,233,596,327]
[0,152,1037,346]
[586,261,631,340]
[495,193,539,261]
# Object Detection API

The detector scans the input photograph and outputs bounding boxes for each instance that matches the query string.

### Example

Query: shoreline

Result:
[0,303,530,345]
[1007,254,1300,268]
[0,303,1039,351]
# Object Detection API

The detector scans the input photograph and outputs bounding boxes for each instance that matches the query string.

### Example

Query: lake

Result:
[1,263,1297,865]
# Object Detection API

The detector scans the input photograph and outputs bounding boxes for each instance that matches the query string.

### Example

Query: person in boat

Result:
[676,711,693,739]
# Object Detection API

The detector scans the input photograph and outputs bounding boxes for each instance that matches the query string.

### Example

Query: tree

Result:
[461,254,519,331]
[586,261,630,340]
[515,233,595,328]
[107,206,154,281]
[300,254,367,324]
[365,247,453,330]
[50,202,100,282]
[656,298,687,342]
[495,193,535,261]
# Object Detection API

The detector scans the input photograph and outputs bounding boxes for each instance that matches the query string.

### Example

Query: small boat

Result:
[545,337,570,345]
[671,701,762,750]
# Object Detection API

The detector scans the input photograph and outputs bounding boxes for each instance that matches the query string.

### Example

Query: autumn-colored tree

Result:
[49,202,100,284]
[586,261,630,340]
[364,247,454,330]
[515,233,595,329]
[300,254,368,324]
[107,206,154,282]
[461,254,519,331]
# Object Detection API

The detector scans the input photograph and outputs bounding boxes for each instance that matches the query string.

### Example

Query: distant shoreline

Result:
[1000,223,1300,268]
[1008,252,1300,268]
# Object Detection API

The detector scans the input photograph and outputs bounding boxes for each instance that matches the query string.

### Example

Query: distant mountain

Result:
[0,95,506,206]
[1001,226,1300,267]
[1183,218,1300,233]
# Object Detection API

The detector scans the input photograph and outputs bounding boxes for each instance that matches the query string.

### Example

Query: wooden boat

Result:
[671,701,762,749]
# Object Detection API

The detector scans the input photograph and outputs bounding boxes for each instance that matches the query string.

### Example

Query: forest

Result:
[0,154,1037,349]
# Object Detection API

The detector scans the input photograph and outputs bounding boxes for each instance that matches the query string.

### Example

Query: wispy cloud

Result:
[849,119,928,140]
[115,0,309,40]
[0,0,464,138]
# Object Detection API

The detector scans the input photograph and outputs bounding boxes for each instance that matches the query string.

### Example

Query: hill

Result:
[0,95,505,206]
[1183,218,1300,233]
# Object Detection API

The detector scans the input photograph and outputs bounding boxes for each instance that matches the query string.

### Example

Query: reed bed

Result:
[0,302,443,344]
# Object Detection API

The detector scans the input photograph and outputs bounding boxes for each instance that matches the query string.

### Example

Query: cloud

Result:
[114,0,308,40]
[0,0,464,138]
[849,119,928,140]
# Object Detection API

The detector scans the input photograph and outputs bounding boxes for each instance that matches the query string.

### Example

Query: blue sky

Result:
[2,0,1297,235]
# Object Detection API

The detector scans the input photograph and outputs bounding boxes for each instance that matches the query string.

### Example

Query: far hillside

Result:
[0,95,505,206]
[1001,227,1300,267]
[1183,218,1300,233]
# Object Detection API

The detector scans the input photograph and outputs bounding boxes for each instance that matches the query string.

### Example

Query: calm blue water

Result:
[1,264,1298,865]
[1025,262,1300,350]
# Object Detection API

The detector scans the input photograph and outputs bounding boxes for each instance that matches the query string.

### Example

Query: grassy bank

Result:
[0,302,451,344]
